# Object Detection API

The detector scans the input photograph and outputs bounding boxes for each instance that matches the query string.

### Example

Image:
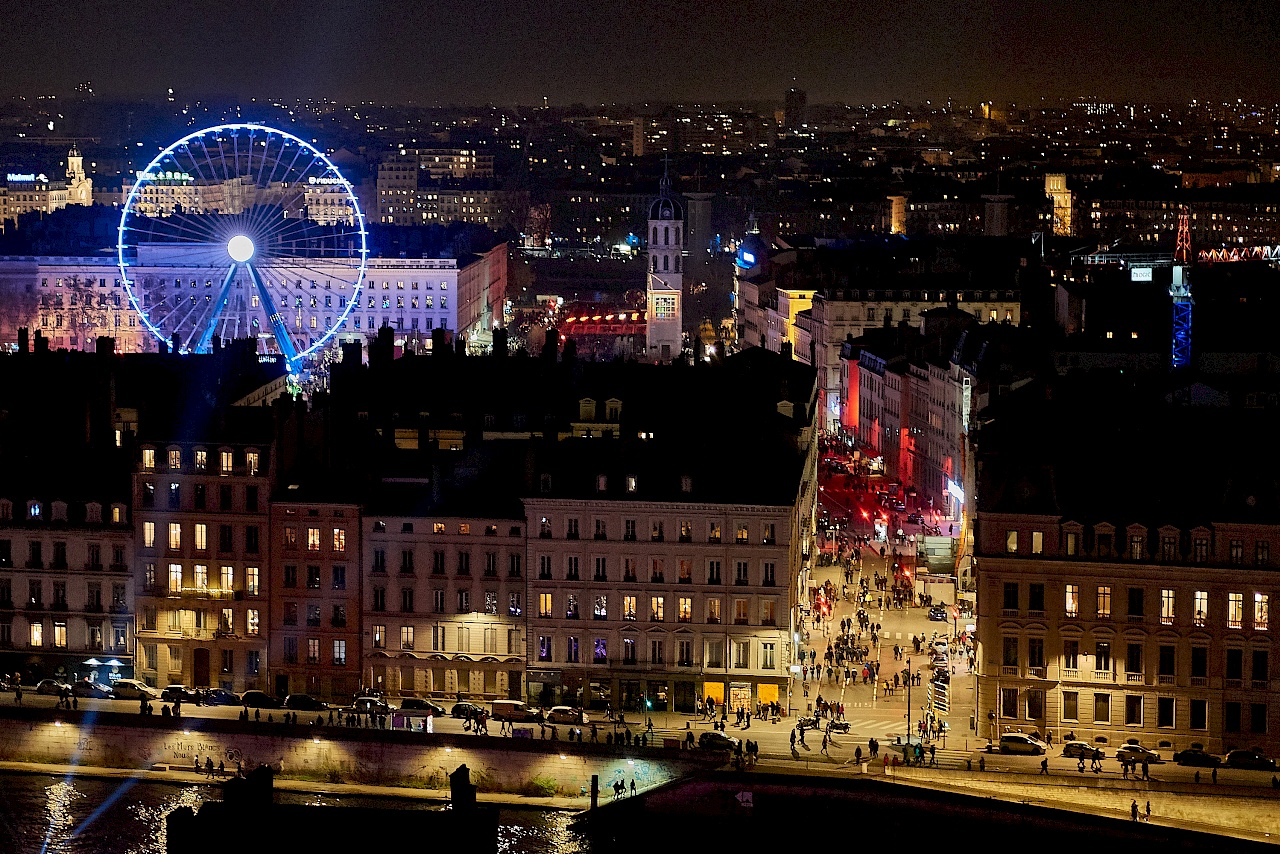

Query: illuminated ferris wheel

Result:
[117,123,367,368]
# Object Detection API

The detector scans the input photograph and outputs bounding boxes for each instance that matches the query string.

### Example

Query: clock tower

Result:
[646,162,683,361]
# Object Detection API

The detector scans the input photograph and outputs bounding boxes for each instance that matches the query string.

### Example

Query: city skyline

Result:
[0,0,1278,105]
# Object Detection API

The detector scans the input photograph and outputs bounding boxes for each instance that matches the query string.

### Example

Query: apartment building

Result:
[361,484,527,701]
[133,433,271,693]
[0,494,133,684]
[267,498,361,699]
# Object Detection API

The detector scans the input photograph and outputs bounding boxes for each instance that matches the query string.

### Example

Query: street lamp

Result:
[905,656,912,742]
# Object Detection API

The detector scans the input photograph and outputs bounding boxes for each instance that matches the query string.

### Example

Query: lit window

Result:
[167,523,181,550]
[246,609,259,636]
[623,595,637,621]
[333,528,346,552]
[194,450,207,470]
[143,521,155,549]
[142,449,156,470]
[538,593,552,618]
[1006,531,1018,553]
[1065,584,1079,618]
[168,449,181,469]
[194,523,207,551]
[29,623,42,647]
[1256,593,1269,631]
[1194,591,1208,626]
[1229,593,1244,629]
[1161,589,1175,625]
[245,566,259,596]
[306,527,320,551]
[245,451,259,476]
[220,450,233,474]
[1096,586,1111,619]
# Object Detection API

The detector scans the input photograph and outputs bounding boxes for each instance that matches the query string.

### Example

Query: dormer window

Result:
[579,399,597,421]
[605,399,622,421]
[27,501,42,520]
[111,504,126,524]
[85,503,102,524]
[680,476,693,493]
[141,448,156,471]
[596,475,608,492]
[51,501,68,522]
[626,475,638,493]
[0,500,11,521]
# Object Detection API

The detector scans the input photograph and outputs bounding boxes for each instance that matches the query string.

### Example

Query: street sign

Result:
[736,791,753,808]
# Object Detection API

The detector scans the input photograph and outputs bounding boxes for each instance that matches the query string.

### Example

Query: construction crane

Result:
[1169,207,1194,369]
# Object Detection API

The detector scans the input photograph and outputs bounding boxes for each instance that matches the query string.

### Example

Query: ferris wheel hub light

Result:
[227,235,255,263]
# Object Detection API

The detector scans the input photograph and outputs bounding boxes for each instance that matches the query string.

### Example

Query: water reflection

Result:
[0,774,582,854]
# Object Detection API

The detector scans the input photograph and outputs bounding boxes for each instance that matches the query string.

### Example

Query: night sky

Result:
[1,0,1277,104]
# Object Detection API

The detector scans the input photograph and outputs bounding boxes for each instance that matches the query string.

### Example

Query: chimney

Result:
[493,328,509,358]
[780,341,793,361]
[17,328,28,354]
[34,330,48,354]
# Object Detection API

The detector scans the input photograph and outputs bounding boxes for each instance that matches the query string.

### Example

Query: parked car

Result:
[35,679,71,696]
[201,688,242,706]
[1173,746,1221,767]
[352,696,395,714]
[997,733,1049,755]
[927,606,948,621]
[930,669,950,685]
[161,685,201,703]
[1061,740,1096,759]
[451,701,485,718]
[1115,744,1164,765]
[110,679,157,701]
[283,693,328,711]
[71,681,114,699]
[240,690,281,709]
[1226,748,1276,771]
[398,697,446,716]
[698,731,740,752]
[545,706,589,725]
[907,513,925,525]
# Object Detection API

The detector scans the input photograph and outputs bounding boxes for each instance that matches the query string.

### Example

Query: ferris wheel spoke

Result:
[245,262,301,365]
[193,264,240,353]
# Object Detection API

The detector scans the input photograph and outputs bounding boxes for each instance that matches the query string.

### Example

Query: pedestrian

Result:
[1122,760,1129,780]
[630,778,636,797]
[1145,800,1152,822]
[1212,766,1217,784]
[218,760,225,778]
[978,755,985,772]
[821,733,829,755]
[1142,758,1149,781]
[1130,800,1139,822]
[205,757,214,779]
[1040,757,1049,775]
[790,729,796,749]
[13,683,21,706]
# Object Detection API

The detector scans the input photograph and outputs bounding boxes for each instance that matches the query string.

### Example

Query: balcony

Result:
[593,574,608,583]
[331,618,347,628]
[1000,609,1018,617]
[1157,674,1176,685]
[678,535,692,543]
[1061,668,1080,680]
[50,560,68,571]
[733,618,749,626]
[1190,676,1208,687]
[84,603,103,613]
[650,574,664,584]
[51,601,68,611]
[1000,665,1019,676]
[594,533,607,541]
[306,619,322,628]
[25,560,44,570]
[1029,666,1047,678]
[566,532,579,541]
[1253,680,1270,690]
[1028,610,1045,619]
[623,533,636,542]
[761,618,776,627]
[623,573,637,583]
[109,563,129,574]
[1126,614,1145,624]
[734,578,750,587]
[762,578,776,587]
[83,563,103,573]
[1226,678,1243,689]
[1094,670,1115,682]
[1125,672,1145,683]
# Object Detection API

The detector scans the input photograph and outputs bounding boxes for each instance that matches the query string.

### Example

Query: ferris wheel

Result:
[117,123,367,368]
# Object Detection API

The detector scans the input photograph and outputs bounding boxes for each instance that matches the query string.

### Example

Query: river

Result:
[0,772,585,853]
